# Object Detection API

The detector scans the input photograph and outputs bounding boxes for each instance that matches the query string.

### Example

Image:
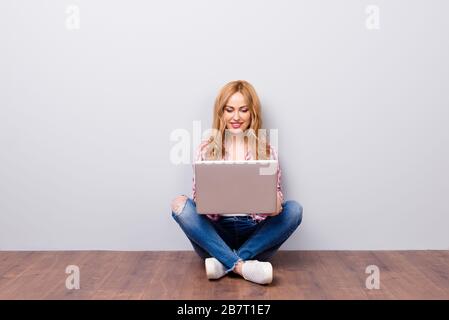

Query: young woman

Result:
[171,80,303,285]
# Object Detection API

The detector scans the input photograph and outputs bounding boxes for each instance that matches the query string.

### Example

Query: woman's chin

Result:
[226,128,245,135]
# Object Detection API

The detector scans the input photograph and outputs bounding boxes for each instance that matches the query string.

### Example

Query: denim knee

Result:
[171,197,195,219]
[282,200,303,230]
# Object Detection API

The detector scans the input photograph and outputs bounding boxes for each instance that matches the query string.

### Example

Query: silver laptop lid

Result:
[194,160,278,214]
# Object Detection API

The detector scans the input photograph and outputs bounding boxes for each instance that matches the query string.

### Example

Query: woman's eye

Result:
[225,108,233,112]
[240,108,248,112]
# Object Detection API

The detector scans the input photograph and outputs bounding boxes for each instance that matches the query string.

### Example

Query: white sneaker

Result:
[241,260,273,284]
[205,257,227,280]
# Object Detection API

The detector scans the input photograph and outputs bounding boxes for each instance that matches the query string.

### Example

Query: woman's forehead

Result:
[227,92,247,106]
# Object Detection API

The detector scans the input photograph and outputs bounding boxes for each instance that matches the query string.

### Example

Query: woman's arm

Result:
[192,140,210,202]
[268,146,284,216]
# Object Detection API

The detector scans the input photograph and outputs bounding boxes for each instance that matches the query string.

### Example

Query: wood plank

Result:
[1,250,448,300]
[370,251,448,299]
[44,251,118,300]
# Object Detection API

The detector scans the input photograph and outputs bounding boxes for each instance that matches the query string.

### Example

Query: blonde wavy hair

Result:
[204,80,271,160]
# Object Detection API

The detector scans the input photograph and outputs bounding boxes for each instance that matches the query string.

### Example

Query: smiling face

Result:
[223,91,252,135]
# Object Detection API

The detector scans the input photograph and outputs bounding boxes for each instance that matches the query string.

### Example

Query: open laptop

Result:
[194,160,278,214]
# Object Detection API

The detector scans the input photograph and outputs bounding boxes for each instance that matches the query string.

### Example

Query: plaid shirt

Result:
[192,140,284,222]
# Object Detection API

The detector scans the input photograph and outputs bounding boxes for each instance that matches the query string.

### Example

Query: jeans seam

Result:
[234,218,239,249]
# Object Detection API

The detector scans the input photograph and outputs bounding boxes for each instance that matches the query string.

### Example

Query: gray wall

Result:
[1,0,448,250]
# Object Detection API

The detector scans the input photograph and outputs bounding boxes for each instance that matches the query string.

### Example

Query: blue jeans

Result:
[171,198,303,273]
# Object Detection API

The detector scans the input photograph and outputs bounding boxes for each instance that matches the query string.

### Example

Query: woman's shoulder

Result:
[199,140,210,148]
[195,140,211,161]
[198,140,211,153]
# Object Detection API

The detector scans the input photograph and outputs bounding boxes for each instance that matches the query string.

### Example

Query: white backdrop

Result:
[1,0,448,250]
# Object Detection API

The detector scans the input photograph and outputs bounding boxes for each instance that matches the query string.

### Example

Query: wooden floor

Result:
[0,251,448,299]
